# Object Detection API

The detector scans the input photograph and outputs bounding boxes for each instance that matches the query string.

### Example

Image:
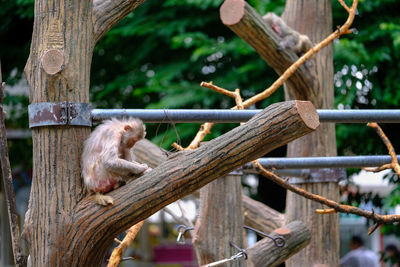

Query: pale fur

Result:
[263,12,313,57]
[81,118,150,205]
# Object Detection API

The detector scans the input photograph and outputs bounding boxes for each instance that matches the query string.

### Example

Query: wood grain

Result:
[282,1,339,266]
[247,221,311,267]
[24,1,147,266]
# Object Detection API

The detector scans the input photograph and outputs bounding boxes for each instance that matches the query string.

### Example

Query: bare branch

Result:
[338,0,351,13]
[0,62,27,267]
[253,160,400,234]
[240,0,358,107]
[366,122,400,176]
[107,220,144,267]
[92,0,147,43]
[200,81,237,99]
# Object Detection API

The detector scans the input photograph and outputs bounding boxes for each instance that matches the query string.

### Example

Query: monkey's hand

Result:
[143,166,152,174]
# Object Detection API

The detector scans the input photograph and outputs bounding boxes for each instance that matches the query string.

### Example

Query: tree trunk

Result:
[23,0,146,265]
[193,174,244,266]
[282,1,339,266]
[23,2,93,266]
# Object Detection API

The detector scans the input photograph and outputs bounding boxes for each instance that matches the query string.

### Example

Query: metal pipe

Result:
[91,109,400,123]
[257,155,399,169]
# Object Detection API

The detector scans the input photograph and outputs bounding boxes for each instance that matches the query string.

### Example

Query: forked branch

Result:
[92,0,147,42]
[253,160,400,234]
[178,0,358,149]
[364,122,400,176]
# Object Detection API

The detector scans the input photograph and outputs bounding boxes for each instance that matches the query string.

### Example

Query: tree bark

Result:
[247,221,311,267]
[282,1,339,266]
[23,1,147,266]
[192,173,244,266]
[68,100,318,266]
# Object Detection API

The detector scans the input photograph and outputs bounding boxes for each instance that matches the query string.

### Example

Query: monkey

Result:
[263,12,313,58]
[81,118,152,206]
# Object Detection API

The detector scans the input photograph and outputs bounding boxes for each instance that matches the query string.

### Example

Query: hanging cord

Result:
[154,109,182,156]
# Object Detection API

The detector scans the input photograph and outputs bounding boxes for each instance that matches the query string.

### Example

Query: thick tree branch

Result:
[135,137,286,234]
[243,195,284,234]
[247,221,311,267]
[67,100,318,265]
[220,0,315,100]
[92,0,147,43]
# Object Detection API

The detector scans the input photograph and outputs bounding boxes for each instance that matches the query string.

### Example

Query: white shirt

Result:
[340,247,380,267]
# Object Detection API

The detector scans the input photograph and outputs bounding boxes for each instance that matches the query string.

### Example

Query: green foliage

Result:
[3,0,400,224]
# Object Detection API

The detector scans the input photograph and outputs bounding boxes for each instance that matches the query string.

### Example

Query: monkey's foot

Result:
[94,194,114,206]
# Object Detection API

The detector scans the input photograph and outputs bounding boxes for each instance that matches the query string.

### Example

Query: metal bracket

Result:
[288,168,346,184]
[28,102,92,128]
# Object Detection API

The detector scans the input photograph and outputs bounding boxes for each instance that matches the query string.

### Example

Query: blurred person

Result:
[340,235,379,267]
[382,244,400,267]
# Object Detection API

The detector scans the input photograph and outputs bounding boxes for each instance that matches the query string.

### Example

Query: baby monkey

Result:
[263,12,313,58]
[81,118,152,206]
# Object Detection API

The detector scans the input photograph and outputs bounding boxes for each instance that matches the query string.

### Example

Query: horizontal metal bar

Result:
[91,109,400,123]
[318,109,400,123]
[257,155,399,169]
[91,109,258,123]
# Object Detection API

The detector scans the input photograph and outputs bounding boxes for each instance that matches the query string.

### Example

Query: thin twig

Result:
[338,0,351,13]
[107,220,145,267]
[171,142,184,151]
[200,81,237,99]
[179,122,214,150]
[178,0,358,150]
[0,62,27,266]
[164,202,194,230]
[253,160,400,234]
[315,208,336,214]
[364,122,400,176]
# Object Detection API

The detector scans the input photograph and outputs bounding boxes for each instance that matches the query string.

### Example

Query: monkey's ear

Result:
[124,125,132,131]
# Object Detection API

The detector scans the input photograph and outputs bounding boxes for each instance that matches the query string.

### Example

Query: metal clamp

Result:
[288,168,346,184]
[28,102,92,128]
[175,224,194,244]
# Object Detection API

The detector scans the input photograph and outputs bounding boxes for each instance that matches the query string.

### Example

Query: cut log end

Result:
[41,49,64,75]
[220,0,245,26]
[274,227,291,236]
[295,100,320,130]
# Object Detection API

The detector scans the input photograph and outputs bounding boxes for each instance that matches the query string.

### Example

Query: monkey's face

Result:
[125,135,139,148]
